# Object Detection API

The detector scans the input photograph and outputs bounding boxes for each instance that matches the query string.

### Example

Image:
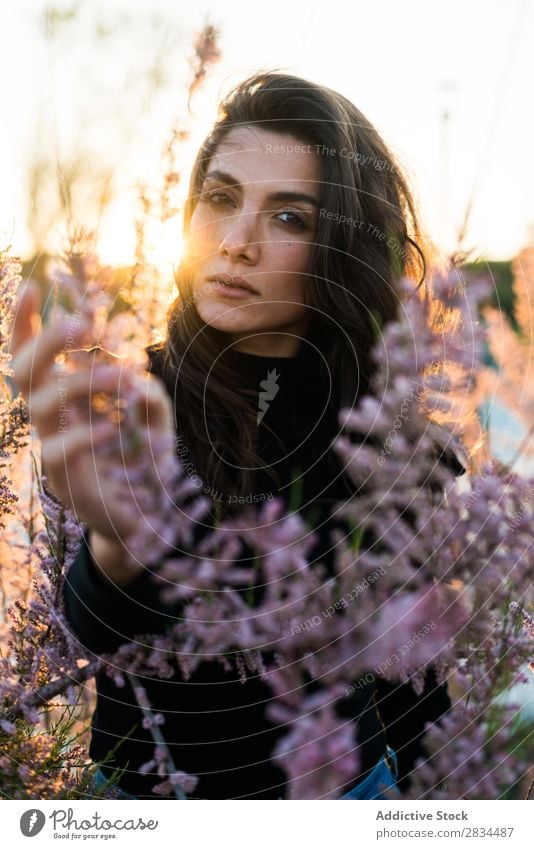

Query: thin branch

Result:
[127,671,187,800]
[8,659,100,719]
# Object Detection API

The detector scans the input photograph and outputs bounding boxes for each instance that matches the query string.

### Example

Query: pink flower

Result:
[271,691,359,799]
[361,583,470,685]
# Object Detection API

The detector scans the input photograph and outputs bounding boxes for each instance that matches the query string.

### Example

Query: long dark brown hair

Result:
[154,71,428,509]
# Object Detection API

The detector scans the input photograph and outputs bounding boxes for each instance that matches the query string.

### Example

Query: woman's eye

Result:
[276,210,306,229]
[201,190,233,206]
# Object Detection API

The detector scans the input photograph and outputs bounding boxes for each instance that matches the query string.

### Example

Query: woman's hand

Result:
[10,282,177,585]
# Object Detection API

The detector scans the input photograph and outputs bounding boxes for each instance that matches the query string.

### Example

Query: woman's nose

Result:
[218,211,260,263]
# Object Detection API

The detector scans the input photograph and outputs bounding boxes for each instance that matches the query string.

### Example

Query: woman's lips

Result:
[208,277,259,299]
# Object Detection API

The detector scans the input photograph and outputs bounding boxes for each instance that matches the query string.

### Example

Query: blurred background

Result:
[1,0,533,264]
[1,0,533,469]
[1,2,532,796]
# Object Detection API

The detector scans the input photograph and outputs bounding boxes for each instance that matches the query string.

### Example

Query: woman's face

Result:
[184,127,321,357]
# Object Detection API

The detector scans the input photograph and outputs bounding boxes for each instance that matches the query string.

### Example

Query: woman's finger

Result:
[11,314,91,397]
[131,371,175,431]
[28,366,127,437]
[41,420,116,476]
[41,421,133,537]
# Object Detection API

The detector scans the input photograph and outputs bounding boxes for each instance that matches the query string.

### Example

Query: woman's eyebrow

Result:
[204,169,319,207]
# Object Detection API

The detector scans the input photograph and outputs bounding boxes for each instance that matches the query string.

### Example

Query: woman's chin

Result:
[196,304,260,336]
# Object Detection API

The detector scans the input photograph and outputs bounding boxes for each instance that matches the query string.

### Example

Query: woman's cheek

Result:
[269,240,308,274]
[280,243,313,294]
[185,213,218,266]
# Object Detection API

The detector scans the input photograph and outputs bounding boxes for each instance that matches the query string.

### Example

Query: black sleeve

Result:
[62,529,180,656]
[374,667,451,791]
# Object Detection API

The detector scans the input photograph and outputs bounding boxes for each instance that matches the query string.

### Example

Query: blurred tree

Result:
[24,1,205,259]
[463,259,514,326]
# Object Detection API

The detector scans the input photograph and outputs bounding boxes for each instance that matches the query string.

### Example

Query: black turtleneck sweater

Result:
[63,342,454,799]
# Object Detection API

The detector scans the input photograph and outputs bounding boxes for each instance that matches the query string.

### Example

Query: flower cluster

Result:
[0,716,90,800]
[0,23,225,799]
[2,240,533,800]
[47,246,213,568]
[0,255,30,529]
[121,269,533,799]
[54,265,531,800]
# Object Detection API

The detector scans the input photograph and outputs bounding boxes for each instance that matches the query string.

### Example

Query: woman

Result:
[12,72,463,799]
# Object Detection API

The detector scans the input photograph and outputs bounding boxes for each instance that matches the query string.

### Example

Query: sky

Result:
[1,0,533,267]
